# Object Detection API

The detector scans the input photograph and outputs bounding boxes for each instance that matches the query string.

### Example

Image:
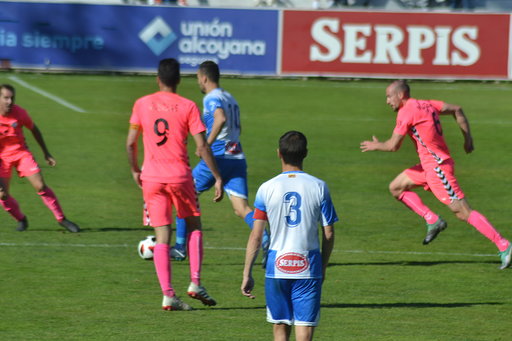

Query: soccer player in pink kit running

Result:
[360,80,512,270]
[0,84,80,232]
[126,58,224,310]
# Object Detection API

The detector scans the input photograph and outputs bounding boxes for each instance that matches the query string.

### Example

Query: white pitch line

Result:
[0,242,497,258]
[8,76,86,113]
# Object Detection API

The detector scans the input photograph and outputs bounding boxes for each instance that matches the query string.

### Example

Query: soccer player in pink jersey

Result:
[126,58,224,311]
[0,84,80,233]
[360,80,511,270]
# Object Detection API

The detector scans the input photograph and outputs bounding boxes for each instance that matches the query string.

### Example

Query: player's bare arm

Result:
[360,133,405,152]
[241,219,265,299]
[126,125,142,188]
[30,124,56,166]
[206,108,226,145]
[321,224,335,283]
[440,103,474,153]
[193,132,224,202]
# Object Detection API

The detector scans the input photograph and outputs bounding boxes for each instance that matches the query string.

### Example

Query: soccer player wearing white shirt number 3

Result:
[241,131,337,341]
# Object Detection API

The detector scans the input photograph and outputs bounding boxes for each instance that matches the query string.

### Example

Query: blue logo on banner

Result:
[139,16,177,56]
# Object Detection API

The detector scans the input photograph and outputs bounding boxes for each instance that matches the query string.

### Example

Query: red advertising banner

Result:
[281,10,510,79]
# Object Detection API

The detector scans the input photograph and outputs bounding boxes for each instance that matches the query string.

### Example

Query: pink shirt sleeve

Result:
[129,100,142,127]
[17,107,34,130]
[428,100,445,112]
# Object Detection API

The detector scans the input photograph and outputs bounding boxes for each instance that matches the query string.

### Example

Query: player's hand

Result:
[241,276,255,299]
[131,170,142,189]
[360,135,379,152]
[45,155,56,167]
[464,137,474,154]
[213,179,224,202]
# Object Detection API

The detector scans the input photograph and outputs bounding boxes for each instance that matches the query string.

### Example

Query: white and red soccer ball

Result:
[137,235,156,260]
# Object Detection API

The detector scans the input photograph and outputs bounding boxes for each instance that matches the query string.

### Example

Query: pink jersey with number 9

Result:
[130,91,205,184]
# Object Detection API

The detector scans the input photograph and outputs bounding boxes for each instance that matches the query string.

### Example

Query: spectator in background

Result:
[451,0,474,10]
[255,0,294,7]
[313,0,369,9]
[148,0,188,5]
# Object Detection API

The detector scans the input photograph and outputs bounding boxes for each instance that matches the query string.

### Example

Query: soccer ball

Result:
[138,235,156,260]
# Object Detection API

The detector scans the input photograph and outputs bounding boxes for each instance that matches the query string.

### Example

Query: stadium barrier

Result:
[0,1,510,79]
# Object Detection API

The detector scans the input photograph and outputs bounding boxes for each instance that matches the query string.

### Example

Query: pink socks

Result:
[188,230,203,286]
[38,187,65,222]
[0,196,25,221]
[468,211,510,252]
[153,244,175,297]
[153,229,204,297]
[398,191,439,224]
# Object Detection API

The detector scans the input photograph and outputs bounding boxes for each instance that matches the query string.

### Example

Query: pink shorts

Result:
[0,151,40,178]
[405,160,465,205]
[141,180,201,227]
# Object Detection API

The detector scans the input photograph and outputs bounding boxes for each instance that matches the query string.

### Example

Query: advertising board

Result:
[0,2,278,74]
[281,10,510,79]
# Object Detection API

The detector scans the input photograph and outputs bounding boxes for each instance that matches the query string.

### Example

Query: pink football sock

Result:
[468,210,510,252]
[398,191,439,224]
[38,187,65,221]
[188,230,203,286]
[153,244,175,297]
[0,196,25,221]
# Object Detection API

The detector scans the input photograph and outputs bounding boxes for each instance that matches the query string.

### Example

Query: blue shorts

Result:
[192,158,248,199]
[265,278,322,326]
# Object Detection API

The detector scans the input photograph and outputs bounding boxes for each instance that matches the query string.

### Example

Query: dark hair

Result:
[392,79,410,97]
[198,60,220,84]
[279,131,308,167]
[158,58,181,88]
[0,84,15,99]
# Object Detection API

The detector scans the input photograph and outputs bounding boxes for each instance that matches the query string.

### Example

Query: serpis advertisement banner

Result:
[281,10,510,79]
[0,2,278,74]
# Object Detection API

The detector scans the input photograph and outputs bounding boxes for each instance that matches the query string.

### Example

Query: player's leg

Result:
[225,159,271,264]
[231,195,271,267]
[153,224,174,298]
[171,217,187,261]
[230,195,253,222]
[266,278,294,340]
[273,324,292,341]
[144,182,191,310]
[172,160,215,259]
[25,172,80,232]
[391,166,446,244]
[0,175,27,230]
[449,198,511,269]
[19,152,79,232]
[294,326,314,341]
[184,215,203,286]
[172,181,217,305]
[291,279,321,341]
[26,172,63,220]
[183,215,217,306]
[390,167,440,224]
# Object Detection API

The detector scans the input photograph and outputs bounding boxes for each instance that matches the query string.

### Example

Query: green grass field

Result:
[0,72,511,340]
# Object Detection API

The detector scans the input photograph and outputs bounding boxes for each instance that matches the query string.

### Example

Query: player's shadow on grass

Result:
[328,260,497,267]
[206,305,267,311]
[81,227,216,232]
[78,227,151,232]
[322,302,502,309]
